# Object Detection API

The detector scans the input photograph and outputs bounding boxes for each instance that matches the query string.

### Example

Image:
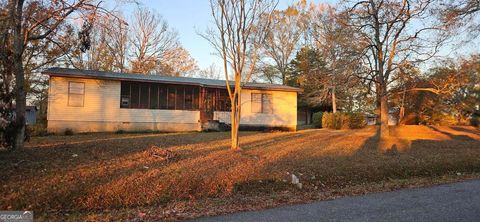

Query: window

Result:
[139,83,149,108]
[68,82,85,107]
[176,87,185,110]
[150,84,159,109]
[251,93,273,114]
[185,87,193,110]
[120,82,130,108]
[167,87,176,109]
[130,82,139,108]
[251,93,262,113]
[217,90,230,111]
[262,94,273,114]
[119,81,200,111]
[159,87,167,109]
[192,87,199,110]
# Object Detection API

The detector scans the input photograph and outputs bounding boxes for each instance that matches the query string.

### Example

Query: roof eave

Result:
[43,71,303,93]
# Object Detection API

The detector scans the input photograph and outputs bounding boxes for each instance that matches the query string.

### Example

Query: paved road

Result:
[193,180,480,222]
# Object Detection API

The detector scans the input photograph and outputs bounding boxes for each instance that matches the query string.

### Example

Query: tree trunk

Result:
[375,83,381,125]
[230,91,241,150]
[332,85,337,113]
[379,86,389,138]
[12,0,26,150]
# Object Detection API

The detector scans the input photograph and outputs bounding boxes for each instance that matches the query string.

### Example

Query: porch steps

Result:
[202,120,231,132]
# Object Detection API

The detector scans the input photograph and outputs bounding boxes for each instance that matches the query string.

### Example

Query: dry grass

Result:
[1,125,480,221]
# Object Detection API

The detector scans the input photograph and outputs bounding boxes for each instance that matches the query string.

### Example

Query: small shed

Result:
[25,106,37,125]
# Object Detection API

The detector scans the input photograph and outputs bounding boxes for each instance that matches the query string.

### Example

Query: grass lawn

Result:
[1,125,480,221]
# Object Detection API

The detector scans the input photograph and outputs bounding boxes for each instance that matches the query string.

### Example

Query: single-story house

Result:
[42,68,302,133]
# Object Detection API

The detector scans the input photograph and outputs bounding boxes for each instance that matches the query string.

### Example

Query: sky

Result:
[119,0,334,70]
[117,0,478,71]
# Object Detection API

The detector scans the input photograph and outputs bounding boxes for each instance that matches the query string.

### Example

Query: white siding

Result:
[214,89,297,129]
[47,77,200,132]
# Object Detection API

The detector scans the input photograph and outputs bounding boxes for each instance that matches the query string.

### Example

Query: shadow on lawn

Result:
[448,126,480,136]
[428,126,477,141]
[2,127,480,220]
[0,131,305,214]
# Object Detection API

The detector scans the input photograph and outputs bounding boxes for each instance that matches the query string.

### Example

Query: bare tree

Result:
[202,0,277,150]
[344,0,447,138]
[103,12,129,72]
[441,0,480,39]
[129,7,179,74]
[259,1,308,85]
[311,6,360,113]
[198,63,223,80]
[155,46,199,77]
[4,0,111,149]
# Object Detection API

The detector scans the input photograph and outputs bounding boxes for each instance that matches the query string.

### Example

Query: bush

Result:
[322,112,366,130]
[322,112,343,129]
[115,129,126,134]
[322,112,332,129]
[430,113,457,126]
[471,116,480,127]
[64,128,74,136]
[349,112,367,129]
[29,124,53,137]
[312,112,323,128]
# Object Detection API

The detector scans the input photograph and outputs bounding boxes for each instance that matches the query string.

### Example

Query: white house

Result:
[43,68,302,133]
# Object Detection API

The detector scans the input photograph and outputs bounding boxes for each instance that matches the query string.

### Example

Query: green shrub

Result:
[64,128,74,136]
[322,112,366,130]
[312,112,323,128]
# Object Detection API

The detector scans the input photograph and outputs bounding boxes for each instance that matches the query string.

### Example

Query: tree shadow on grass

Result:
[427,126,477,141]
[448,126,480,137]
[0,130,317,217]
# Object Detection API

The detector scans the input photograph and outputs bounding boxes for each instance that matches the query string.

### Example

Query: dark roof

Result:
[42,67,303,92]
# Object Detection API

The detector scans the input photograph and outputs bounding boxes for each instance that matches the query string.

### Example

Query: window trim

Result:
[251,93,262,113]
[251,92,273,114]
[262,93,274,114]
[67,81,85,107]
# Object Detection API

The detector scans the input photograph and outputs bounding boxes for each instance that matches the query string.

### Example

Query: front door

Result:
[201,88,216,122]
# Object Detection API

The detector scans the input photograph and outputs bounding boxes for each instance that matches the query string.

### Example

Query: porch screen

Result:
[120,81,199,110]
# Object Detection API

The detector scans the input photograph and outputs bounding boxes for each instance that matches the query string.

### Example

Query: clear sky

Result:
[120,0,334,70]
[118,0,477,71]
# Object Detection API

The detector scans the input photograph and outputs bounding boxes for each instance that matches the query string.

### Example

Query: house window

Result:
[176,87,185,110]
[159,87,167,109]
[262,94,273,114]
[192,87,199,110]
[130,82,140,108]
[139,83,149,109]
[119,81,200,110]
[150,84,159,109]
[251,93,273,114]
[68,82,85,107]
[185,87,193,110]
[120,82,130,108]
[218,90,231,111]
[167,87,176,109]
